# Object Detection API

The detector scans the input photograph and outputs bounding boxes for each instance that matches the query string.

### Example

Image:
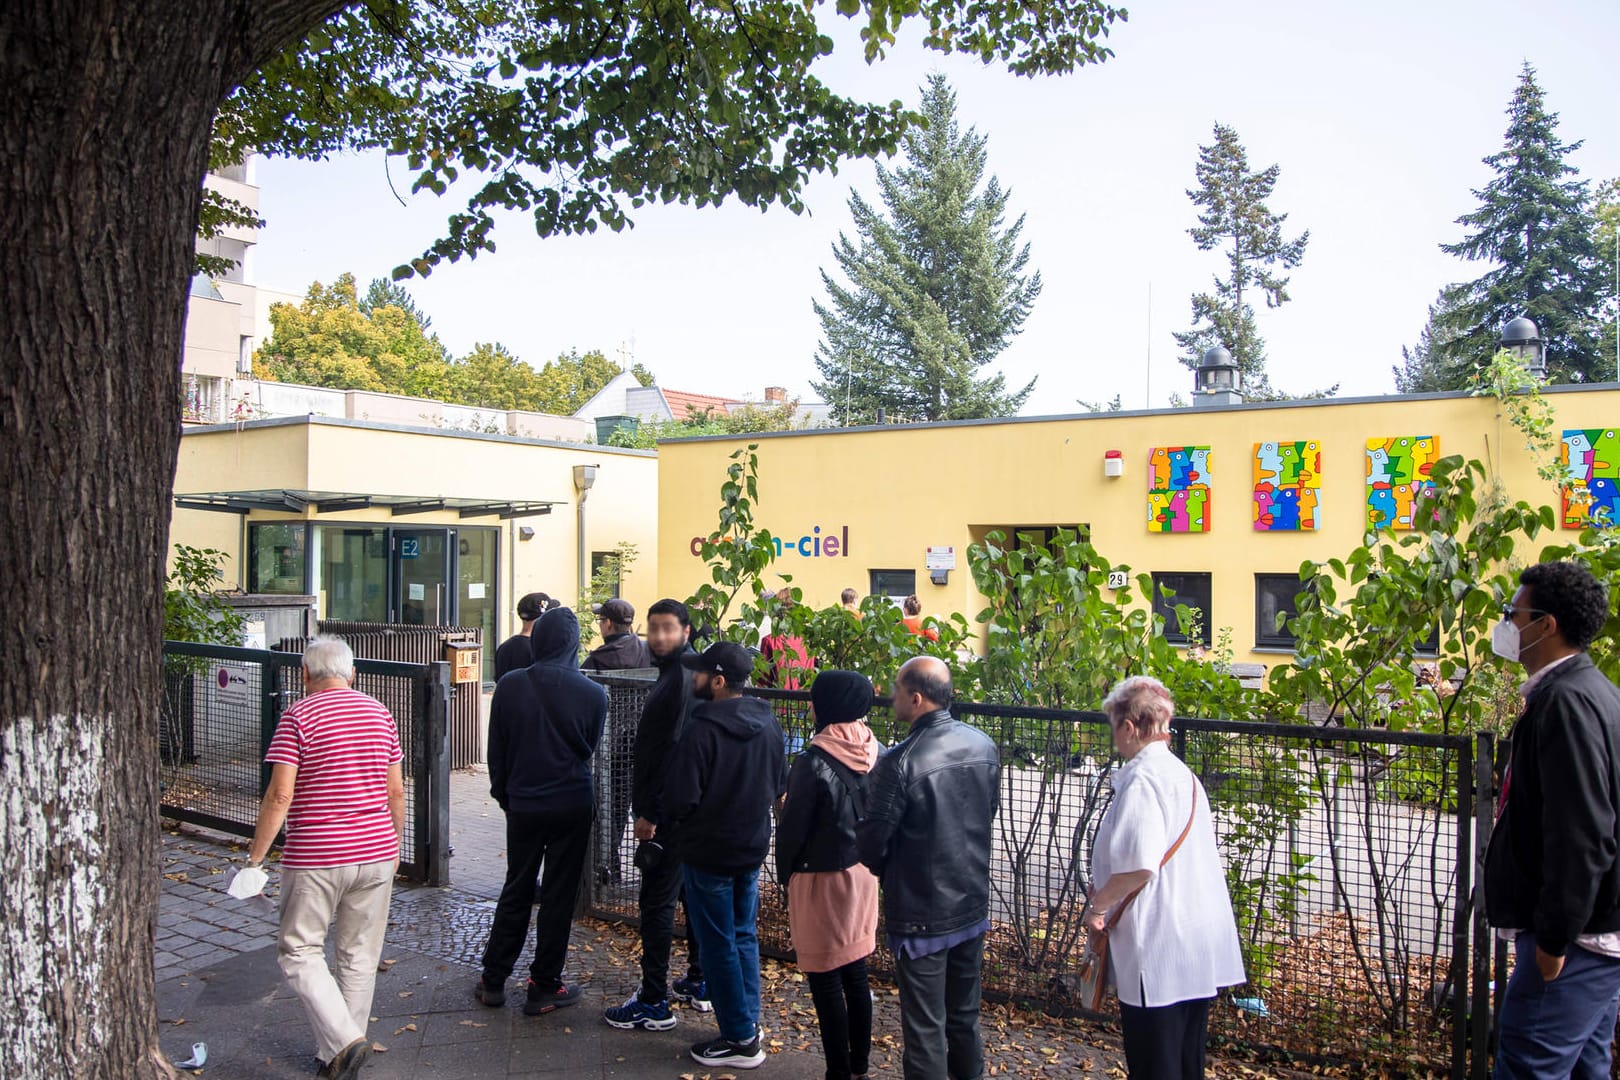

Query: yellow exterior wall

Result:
[167,418,659,644]
[657,387,1620,670]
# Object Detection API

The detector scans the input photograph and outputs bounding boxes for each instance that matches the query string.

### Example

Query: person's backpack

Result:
[809,745,867,820]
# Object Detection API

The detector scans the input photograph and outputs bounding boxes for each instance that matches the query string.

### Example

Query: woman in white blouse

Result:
[1083,675,1245,1078]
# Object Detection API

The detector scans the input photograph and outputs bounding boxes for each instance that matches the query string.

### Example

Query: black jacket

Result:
[493,632,533,680]
[631,643,696,829]
[487,608,607,813]
[582,631,653,672]
[775,746,868,883]
[665,694,788,875]
[1485,653,1620,957]
[857,709,1000,936]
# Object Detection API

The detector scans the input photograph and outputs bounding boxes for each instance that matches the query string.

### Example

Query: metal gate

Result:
[159,640,452,884]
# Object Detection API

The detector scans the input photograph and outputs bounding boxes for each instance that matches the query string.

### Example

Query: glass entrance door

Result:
[396,528,453,625]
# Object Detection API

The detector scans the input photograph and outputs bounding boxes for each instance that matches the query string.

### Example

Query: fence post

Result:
[1450,739,1474,1080]
[1471,732,1495,1080]
[424,662,453,886]
[259,650,286,792]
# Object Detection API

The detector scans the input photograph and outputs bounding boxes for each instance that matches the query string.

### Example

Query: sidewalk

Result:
[156,771,1304,1078]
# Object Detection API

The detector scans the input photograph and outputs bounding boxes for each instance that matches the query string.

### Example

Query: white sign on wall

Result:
[1106,570,1129,591]
[925,546,957,570]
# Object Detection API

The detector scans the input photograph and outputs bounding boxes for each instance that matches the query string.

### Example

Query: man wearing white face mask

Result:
[1483,560,1620,1079]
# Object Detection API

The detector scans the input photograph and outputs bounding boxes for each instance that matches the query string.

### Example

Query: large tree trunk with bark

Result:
[0,3,341,1075]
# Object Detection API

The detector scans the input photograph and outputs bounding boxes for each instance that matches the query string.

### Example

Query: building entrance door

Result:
[396,528,454,626]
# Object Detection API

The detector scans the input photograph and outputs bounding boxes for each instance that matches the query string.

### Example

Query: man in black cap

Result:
[664,642,787,1069]
[494,592,552,680]
[582,597,653,883]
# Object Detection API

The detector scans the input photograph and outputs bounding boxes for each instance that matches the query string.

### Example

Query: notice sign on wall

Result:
[925,546,957,570]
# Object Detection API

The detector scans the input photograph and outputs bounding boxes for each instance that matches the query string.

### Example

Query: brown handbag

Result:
[1075,783,1199,1012]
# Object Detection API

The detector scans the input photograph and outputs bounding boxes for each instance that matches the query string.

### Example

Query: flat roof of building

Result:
[656,382,1620,445]
[184,413,658,458]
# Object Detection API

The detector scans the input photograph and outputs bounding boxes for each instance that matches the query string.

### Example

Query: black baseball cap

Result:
[679,641,754,684]
[594,598,635,623]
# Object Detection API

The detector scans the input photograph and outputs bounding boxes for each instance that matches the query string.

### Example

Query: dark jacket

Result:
[487,608,607,813]
[1485,653,1620,957]
[776,747,865,882]
[582,631,653,672]
[857,709,1000,936]
[493,632,533,680]
[665,694,788,875]
[631,643,697,829]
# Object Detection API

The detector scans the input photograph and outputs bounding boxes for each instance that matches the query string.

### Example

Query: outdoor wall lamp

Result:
[1501,316,1545,381]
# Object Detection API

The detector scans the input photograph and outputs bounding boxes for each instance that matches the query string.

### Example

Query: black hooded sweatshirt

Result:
[487,607,606,813]
[664,694,788,875]
[582,631,653,671]
[631,642,696,830]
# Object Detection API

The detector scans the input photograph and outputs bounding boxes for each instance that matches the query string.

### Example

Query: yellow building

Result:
[169,415,658,679]
[657,386,1620,670]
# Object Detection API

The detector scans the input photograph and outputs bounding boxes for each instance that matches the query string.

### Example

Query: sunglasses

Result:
[1500,603,1548,620]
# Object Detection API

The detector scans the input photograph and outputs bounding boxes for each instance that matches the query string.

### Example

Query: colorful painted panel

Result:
[1365,436,1439,531]
[1560,428,1620,528]
[1148,446,1212,533]
[1253,441,1321,531]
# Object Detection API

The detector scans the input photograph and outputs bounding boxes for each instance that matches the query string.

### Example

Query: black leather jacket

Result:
[776,748,864,882]
[857,709,1000,936]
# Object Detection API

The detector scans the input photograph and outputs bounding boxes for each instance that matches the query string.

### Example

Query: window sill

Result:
[1252,645,1299,655]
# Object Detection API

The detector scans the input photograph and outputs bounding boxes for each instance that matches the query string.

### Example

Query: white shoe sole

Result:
[690,1049,765,1069]
[675,996,714,1013]
[604,1013,678,1031]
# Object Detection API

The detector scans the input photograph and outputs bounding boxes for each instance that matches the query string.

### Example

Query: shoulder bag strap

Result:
[1104,780,1200,930]
[810,745,867,818]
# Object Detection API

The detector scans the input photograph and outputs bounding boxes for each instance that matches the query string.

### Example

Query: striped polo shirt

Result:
[264,687,404,869]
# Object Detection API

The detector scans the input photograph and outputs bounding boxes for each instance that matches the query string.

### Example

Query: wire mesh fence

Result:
[583,676,1488,1075]
[159,641,451,882]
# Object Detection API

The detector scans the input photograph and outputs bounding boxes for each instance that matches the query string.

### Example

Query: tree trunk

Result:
[0,3,342,1075]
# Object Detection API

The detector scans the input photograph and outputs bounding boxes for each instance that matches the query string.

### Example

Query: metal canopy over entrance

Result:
[173,489,557,519]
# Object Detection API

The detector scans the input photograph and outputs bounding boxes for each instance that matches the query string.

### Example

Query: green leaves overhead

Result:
[214,0,1125,278]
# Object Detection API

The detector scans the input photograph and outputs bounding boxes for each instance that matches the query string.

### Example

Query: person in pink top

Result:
[775,671,882,1080]
[247,636,405,1080]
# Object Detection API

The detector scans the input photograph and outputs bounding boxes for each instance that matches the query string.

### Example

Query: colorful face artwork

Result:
[1560,429,1620,528]
[1253,441,1321,531]
[1149,446,1212,533]
[1365,436,1439,530]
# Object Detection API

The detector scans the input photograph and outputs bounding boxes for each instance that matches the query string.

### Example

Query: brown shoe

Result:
[319,1037,372,1080]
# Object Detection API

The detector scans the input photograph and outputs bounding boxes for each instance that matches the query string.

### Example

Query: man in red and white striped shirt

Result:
[248,636,404,1080]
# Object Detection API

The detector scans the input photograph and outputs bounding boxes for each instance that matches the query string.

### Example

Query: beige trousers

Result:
[277,859,396,1062]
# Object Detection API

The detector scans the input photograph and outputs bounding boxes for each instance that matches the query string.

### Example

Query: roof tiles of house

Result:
[662,389,744,420]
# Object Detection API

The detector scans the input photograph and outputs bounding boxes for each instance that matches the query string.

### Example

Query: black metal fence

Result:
[584,675,1499,1078]
[159,641,454,884]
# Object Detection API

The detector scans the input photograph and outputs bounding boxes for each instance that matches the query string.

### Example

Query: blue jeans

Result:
[682,865,761,1043]
[1494,933,1620,1080]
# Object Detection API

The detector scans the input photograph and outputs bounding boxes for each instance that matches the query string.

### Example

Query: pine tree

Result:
[1435,64,1609,383]
[360,276,434,331]
[1392,287,1469,392]
[812,75,1040,424]
[1596,177,1619,375]
[1173,123,1309,398]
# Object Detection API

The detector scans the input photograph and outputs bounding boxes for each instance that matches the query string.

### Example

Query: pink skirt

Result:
[787,864,880,973]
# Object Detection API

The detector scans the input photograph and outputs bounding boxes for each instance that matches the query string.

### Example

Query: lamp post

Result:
[1500,316,1545,381]
[1192,345,1243,408]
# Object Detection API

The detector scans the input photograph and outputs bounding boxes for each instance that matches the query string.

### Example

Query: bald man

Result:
[858,657,1000,1080]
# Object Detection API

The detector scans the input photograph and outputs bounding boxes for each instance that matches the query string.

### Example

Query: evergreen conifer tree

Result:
[1173,123,1309,398]
[812,75,1040,423]
[1435,64,1609,383]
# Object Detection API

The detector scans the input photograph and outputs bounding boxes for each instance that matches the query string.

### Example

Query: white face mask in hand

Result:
[227,865,268,899]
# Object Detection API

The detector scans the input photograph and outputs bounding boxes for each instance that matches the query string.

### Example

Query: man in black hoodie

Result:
[582,597,654,883]
[664,642,786,1070]
[603,598,708,1032]
[478,607,606,1016]
[1484,561,1620,1077]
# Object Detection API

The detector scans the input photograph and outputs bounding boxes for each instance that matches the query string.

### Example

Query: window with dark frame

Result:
[590,551,622,599]
[1254,573,1305,650]
[1151,572,1213,647]
[869,569,916,601]
[248,522,308,594]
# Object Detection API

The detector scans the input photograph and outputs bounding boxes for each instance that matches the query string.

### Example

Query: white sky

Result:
[250,0,1619,413]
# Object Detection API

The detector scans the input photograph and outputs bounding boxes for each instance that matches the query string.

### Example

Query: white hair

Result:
[1101,675,1174,736]
[303,635,355,682]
